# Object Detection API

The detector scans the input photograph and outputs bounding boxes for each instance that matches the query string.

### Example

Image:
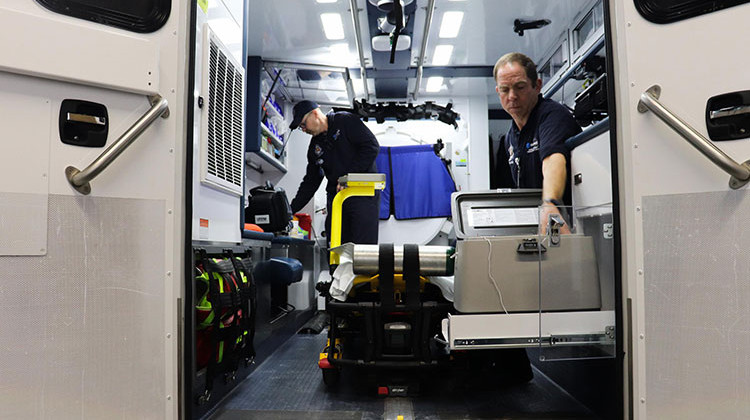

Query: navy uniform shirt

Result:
[504,95,581,205]
[290,111,380,213]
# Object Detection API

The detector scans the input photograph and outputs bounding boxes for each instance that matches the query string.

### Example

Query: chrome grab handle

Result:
[709,104,750,120]
[637,85,750,189]
[67,112,106,125]
[65,95,169,195]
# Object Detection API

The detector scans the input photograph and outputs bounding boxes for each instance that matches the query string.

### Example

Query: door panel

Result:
[0,91,51,256]
[611,1,750,418]
[0,1,187,418]
[0,7,159,95]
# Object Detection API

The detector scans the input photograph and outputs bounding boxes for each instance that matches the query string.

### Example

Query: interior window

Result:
[35,0,170,33]
[635,0,750,23]
[573,1,604,52]
[538,43,567,86]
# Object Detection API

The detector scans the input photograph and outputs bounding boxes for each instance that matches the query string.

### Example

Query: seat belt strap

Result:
[379,243,395,311]
[403,244,421,311]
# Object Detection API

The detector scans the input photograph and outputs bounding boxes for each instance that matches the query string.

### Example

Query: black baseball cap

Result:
[289,100,319,130]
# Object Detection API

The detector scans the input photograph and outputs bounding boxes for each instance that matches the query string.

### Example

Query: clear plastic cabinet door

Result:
[537,204,616,361]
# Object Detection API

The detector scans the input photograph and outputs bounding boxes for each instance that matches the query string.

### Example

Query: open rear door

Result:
[0,1,188,418]
[611,1,750,418]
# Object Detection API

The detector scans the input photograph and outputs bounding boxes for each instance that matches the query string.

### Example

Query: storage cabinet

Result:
[245,56,288,173]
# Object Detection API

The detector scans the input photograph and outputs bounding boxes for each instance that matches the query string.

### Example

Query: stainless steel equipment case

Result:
[451,190,601,313]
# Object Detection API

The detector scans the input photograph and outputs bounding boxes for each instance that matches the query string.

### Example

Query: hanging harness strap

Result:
[198,249,221,395]
[228,250,257,362]
[238,256,257,359]
[379,243,395,311]
[200,254,244,392]
[402,244,421,311]
[210,257,244,372]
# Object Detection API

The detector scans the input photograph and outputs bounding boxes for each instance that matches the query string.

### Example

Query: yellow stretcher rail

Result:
[329,173,386,265]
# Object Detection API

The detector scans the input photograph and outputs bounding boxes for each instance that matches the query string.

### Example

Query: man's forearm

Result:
[541,153,567,201]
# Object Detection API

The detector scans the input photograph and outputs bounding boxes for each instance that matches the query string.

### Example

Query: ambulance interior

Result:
[190,0,618,419]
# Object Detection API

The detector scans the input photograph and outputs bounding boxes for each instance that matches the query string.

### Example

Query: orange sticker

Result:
[199,218,209,228]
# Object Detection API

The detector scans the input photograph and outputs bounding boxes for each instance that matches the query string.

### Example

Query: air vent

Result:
[200,25,244,196]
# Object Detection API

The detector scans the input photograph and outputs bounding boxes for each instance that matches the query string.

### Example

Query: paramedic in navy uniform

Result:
[494,52,581,233]
[484,52,581,386]
[287,100,380,246]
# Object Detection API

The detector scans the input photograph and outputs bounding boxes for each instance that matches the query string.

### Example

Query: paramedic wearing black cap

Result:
[288,100,380,246]
[494,52,581,233]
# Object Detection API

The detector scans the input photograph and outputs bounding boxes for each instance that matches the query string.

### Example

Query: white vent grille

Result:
[200,25,244,195]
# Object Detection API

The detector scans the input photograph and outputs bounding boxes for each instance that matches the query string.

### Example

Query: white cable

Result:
[483,237,509,315]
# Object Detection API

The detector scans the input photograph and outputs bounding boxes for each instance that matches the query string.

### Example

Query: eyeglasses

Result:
[298,111,312,131]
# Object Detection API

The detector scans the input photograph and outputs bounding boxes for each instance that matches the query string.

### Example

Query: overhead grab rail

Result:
[349,0,370,102]
[412,0,436,101]
[65,95,169,195]
[637,84,750,189]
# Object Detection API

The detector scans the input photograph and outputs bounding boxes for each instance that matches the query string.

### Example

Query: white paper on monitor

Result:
[467,207,539,228]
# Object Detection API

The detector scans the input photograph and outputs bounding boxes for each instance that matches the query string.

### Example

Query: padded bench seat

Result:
[253,257,303,286]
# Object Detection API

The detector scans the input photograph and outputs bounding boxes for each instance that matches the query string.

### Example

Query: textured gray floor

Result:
[210,332,597,419]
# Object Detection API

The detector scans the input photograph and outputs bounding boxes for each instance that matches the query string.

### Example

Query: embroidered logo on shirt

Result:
[314,144,323,156]
[526,138,539,154]
[332,129,341,141]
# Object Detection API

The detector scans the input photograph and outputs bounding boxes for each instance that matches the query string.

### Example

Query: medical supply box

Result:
[451,189,601,313]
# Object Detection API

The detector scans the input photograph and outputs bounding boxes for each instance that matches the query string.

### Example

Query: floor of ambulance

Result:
[208,331,598,420]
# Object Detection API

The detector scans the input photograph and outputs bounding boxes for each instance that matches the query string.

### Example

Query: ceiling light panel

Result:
[321,13,345,40]
[432,44,453,66]
[425,76,444,92]
[439,11,464,38]
[316,0,338,3]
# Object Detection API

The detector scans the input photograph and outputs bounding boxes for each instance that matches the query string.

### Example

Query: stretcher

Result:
[318,174,454,387]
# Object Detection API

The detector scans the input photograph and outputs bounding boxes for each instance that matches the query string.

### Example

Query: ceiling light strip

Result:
[425,76,443,92]
[439,11,463,38]
[412,0,436,100]
[321,13,345,39]
[349,0,370,102]
[432,44,453,66]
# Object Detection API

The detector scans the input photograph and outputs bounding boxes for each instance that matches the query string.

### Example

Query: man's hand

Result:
[336,183,345,192]
[539,202,571,235]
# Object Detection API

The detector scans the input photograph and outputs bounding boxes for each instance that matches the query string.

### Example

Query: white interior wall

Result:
[467,87,490,190]
[192,0,245,242]
[271,127,326,239]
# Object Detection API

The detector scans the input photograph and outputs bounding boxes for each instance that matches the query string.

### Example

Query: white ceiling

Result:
[244,0,596,102]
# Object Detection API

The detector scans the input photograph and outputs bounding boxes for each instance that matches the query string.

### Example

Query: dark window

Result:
[635,0,750,24]
[36,0,170,33]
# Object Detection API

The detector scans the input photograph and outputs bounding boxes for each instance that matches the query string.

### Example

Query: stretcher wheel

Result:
[322,367,341,387]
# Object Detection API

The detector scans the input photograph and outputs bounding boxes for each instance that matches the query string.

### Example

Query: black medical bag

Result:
[245,184,293,233]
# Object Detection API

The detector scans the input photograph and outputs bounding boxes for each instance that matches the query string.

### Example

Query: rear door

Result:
[0,1,188,418]
[610,1,750,418]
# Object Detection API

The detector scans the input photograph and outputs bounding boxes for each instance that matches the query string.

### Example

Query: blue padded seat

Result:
[271,236,315,246]
[253,257,303,286]
[242,229,275,241]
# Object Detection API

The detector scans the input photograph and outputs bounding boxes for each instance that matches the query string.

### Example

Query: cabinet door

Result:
[611,1,750,418]
[0,1,187,418]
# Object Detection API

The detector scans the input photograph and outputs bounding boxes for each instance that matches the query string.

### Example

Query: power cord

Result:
[483,237,509,315]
